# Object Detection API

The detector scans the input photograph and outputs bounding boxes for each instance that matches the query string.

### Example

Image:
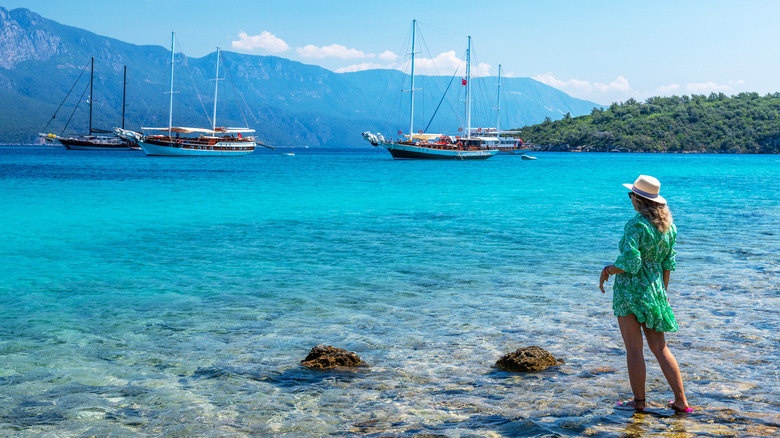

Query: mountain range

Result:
[0,7,602,147]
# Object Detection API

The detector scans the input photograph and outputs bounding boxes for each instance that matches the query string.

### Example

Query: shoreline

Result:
[527,144,778,154]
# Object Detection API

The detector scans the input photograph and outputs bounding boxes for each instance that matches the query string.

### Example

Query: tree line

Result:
[520,92,780,153]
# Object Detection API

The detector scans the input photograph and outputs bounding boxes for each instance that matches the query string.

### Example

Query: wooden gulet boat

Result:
[362,20,498,160]
[116,33,257,156]
[135,127,256,156]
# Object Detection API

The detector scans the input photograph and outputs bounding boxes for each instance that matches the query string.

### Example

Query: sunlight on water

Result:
[0,147,778,436]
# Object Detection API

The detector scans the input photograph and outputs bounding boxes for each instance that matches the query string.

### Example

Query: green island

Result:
[521,92,780,153]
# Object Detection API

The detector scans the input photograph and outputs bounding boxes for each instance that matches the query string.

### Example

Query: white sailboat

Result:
[362,20,498,160]
[471,64,530,155]
[116,32,257,156]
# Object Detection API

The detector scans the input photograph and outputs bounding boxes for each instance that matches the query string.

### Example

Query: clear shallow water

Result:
[0,146,777,436]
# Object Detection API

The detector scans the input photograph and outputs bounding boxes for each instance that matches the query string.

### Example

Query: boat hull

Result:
[139,139,256,156]
[496,147,530,155]
[382,142,497,160]
[58,138,138,151]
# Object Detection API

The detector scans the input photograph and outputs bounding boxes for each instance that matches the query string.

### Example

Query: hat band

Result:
[632,186,658,199]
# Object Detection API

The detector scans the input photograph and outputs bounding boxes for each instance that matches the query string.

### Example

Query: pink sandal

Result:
[667,400,693,413]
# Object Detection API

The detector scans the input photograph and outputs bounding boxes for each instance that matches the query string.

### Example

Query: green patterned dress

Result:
[612,213,679,332]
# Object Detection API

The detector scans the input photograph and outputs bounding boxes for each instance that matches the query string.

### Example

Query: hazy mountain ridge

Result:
[0,7,601,146]
[0,7,61,69]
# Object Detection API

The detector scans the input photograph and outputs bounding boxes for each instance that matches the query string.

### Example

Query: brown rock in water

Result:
[301,345,364,369]
[496,346,564,372]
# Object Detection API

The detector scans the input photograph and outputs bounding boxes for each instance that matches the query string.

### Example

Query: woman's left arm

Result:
[599,264,626,293]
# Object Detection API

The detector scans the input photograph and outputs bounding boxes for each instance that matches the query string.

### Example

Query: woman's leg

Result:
[643,326,690,410]
[617,314,646,409]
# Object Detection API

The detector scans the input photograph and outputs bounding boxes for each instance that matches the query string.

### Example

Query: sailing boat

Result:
[362,20,498,160]
[41,59,139,150]
[116,33,256,156]
[475,64,530,155]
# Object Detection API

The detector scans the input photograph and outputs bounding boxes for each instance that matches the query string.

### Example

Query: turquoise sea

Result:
[0,146,777,436]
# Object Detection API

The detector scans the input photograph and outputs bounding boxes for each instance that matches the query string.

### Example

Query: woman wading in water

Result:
[600,175,693,413]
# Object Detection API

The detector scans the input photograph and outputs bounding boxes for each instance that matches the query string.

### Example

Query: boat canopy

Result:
[469,128,521,135]
[142,126,256,134]
[407,133,443,140]
[470,136,500,142]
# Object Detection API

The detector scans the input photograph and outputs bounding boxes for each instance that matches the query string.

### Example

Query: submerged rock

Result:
[301,345,365,369]
[496,346,564,372]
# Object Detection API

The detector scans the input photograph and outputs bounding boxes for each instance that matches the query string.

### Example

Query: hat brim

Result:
[623,183,667,204]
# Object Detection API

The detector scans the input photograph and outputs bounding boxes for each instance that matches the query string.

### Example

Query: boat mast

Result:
[409,21,415,138]
[122,65,126,129]
[494,64,501,134]
[168,32,175,137]
[89,57,93,135]
[404,19,420,139]
[465,36,471,139]
[212,47,220,132]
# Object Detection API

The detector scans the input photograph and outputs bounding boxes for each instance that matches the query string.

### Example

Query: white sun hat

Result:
[623,175,667,204]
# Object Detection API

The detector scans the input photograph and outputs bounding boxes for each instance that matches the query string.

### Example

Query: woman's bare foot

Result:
[668,400,693,413]
[616,398,646,411]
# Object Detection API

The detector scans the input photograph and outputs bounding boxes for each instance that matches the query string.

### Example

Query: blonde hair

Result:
[634,196,674,233]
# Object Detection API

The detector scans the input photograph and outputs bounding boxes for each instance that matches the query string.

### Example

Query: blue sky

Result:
[5,0,780,105]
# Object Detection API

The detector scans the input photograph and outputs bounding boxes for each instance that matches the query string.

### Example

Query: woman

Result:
[599,175,692,413]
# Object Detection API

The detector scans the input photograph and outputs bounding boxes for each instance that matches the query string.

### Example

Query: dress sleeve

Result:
[614,222,642,275]
[662,225,677,271]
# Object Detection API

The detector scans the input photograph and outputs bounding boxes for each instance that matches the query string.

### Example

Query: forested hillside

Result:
[521,93,780,153]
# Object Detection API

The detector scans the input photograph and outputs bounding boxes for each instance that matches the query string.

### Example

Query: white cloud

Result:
[335,62,386,73]
[412,51,460,74]
[532,73,636,103]
[297,43,493,78]
[594,76,631,93]
[378,50,397,61]
[332,50,494,77]
[474,63,492,77]
[531,72,749,103]
[397,50,491,77]
[297,44,369,59]
[685,81,733,93]
[231,31,289,53]
[533,72,593,94]
[656,80,744,97]
[657,83,681,95]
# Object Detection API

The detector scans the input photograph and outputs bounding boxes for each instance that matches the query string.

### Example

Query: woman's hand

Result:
[599,266,611,293]
[600,264,626,293]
